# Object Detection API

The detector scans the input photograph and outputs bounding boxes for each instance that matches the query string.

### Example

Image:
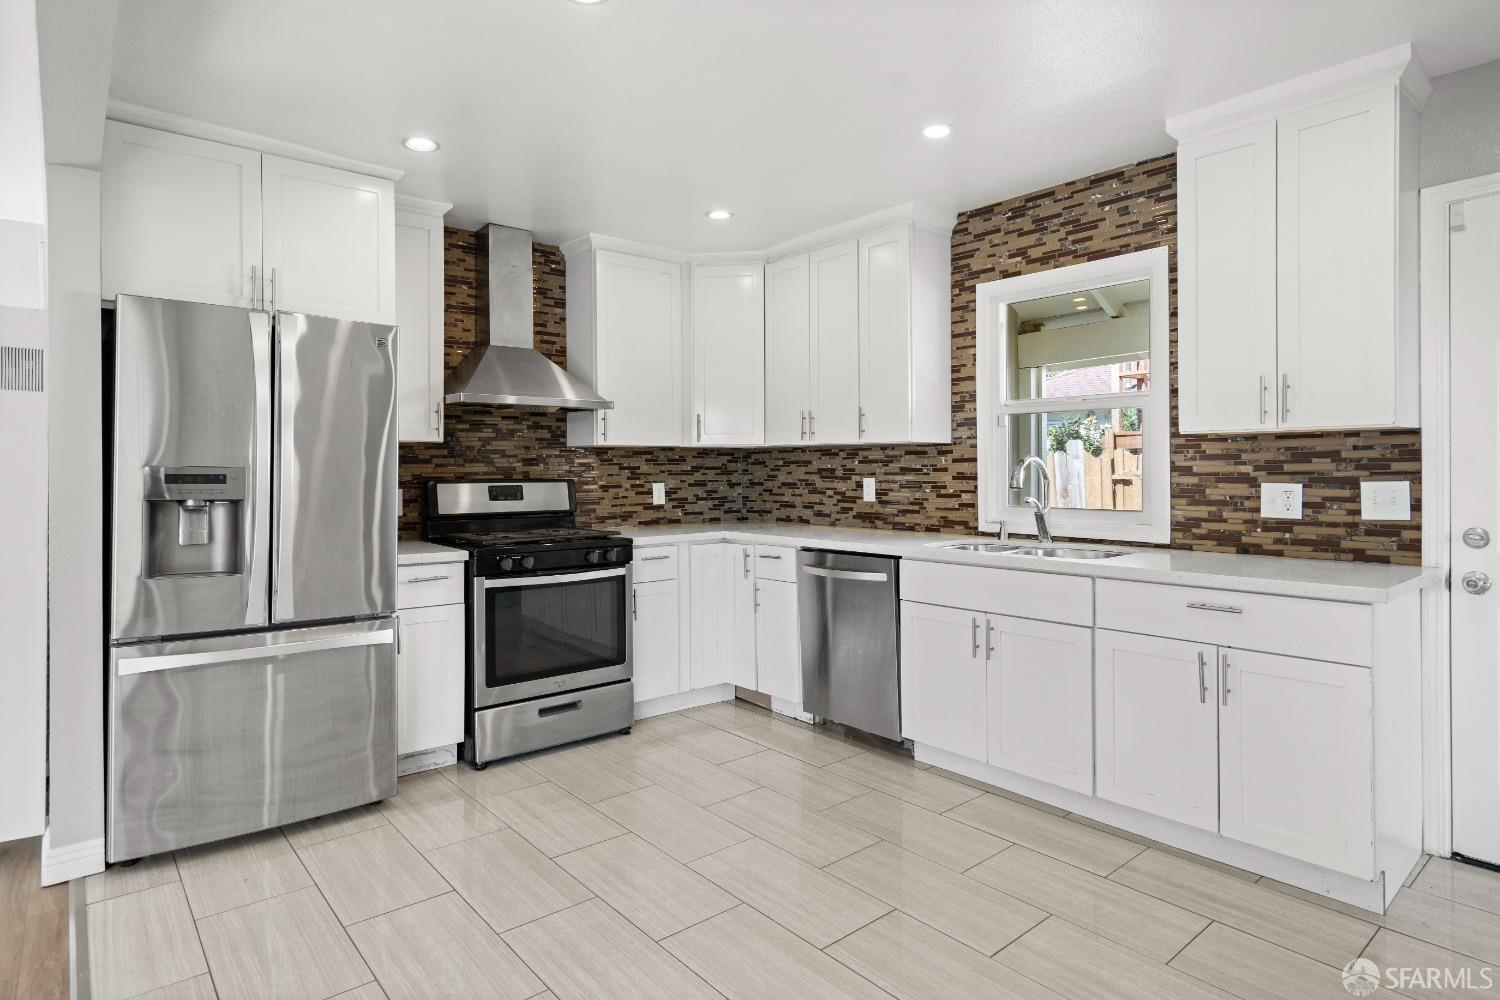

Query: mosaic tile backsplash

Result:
[398,155,1421,564]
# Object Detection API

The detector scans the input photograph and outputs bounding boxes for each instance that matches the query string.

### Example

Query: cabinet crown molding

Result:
[1164,43,1431,143]
[395,195,453,218]
[107,100,406,182]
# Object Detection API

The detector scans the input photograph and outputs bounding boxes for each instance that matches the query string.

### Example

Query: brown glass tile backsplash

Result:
[399,155,1420,564]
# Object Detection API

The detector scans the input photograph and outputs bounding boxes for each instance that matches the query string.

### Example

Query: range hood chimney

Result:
[444,224,612,411]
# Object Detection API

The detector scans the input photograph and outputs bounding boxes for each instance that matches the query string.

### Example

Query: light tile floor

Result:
[83,700,1500,1000]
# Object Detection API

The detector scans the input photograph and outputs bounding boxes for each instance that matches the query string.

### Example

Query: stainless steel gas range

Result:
[423,480,634,767]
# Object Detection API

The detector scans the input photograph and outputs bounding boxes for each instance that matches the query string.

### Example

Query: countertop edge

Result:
[397,540,470,565]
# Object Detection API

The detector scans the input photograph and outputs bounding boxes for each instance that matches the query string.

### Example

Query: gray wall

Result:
[1421,59,1500,188]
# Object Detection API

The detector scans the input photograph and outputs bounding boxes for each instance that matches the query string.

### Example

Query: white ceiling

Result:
[109,0,1500,251]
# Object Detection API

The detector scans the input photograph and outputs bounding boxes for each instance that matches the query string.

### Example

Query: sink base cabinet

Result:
[899,602,987,760]
[986,617,1093,794]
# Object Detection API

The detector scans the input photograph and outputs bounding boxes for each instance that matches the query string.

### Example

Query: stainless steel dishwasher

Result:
[798,550,901,741]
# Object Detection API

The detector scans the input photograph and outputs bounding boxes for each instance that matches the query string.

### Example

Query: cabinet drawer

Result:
[1095,580,1371,667]
[754,545,797,582]
[633,546,679,582]
[902,561,1092,627]
[397,562,466,610]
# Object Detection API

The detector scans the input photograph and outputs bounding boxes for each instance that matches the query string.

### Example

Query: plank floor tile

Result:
[478,781,625,857]
[86,882,208,1000]
[824,753,983,813]
[438,760,547,805]
[427,829,593,934]
[1169,921,1361,1000]
[282,804,390,850]
[944,793,1144,875]
[175,829,313,919]
[196,885,371,1000]
[735,720,864,766]
[666,726,765,765]
[298,826,449,925]
[525,746,654,803]
[1412,858,1500,917]
[708,787,878,867]
[996,917,1237,1000]
[130,975,219,999]
[554,834,737,940]
[824,790,1010,871]
[1379,887,1500,966]
[596,785,752,862]
[82,853,180,905]
[681,700,773,731]
[722,749,871,810]
[620,746,760,806]
[1362,927,1498,998]
[378,768,504,852]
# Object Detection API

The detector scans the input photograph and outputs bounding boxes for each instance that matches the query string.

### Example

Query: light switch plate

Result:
[1260,482,1303,520]
[862,477,877,502]
[1360,480,1411,521]
[651,482,666,506]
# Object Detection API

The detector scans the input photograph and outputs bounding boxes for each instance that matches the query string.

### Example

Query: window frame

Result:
[975,246,1171,544]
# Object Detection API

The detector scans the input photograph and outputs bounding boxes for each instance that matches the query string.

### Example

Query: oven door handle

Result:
[481,566,629,589]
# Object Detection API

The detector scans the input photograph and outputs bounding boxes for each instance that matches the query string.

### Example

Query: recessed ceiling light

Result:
[570,0,608,5]
[1075,305,1089,311]
[921,122,953,139]
[706,209,733,221]
[403,136,440,153]
[1072,296,1086,302]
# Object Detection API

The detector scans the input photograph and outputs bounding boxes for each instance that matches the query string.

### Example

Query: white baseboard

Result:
[41,826,104,886]
[770,697,813,724]
[398,746,457,776]
[635,685,734,720]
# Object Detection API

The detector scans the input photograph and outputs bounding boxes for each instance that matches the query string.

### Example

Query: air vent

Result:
[0,346,44,392]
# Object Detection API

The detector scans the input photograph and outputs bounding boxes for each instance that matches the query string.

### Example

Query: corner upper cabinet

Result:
[565,242,685,446]
[858,224,951,443]
[1170,47,1425,433]
[395,204,448,442]
[764,254,812,445]
[691,262,764,445]
[102,121,263,309]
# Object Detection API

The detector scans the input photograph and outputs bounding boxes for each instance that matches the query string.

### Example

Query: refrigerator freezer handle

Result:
[117,628,394,677]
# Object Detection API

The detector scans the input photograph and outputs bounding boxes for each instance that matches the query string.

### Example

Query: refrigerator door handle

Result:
[117,628,394,677]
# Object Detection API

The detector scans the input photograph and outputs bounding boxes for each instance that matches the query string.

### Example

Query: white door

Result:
[764,254,811,445]
[986,615,1093,794]
[1177,121,1278,433]
[262,155,396,323]
[394,210,445,442]
[858,226,912,443]
[101,121,263,309]
[1451,189,1500,866]
[631,579,681,702]
[688,544,732,688]
[1095,630,1219,831]
[691,263,764,444]
[395,603,464,755]
[755,578,801,704]
[730,545,758,688]
[898,601,986,760]
[810,240,861,443]
[1219,648,1374,877]
[595,251,684,445]
[1276,86,1398,429]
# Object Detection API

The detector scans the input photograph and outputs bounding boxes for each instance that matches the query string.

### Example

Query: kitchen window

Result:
[975,246,1170,544]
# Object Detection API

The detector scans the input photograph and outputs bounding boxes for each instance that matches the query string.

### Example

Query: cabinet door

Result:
[858,226,912,443]
[596,251,684,445]
[262,155,396,324]
[1095,630,1218,831]
[691,263,764,444]
[754,578,801,704]
[1276,86,1399,429]
[1177,122,1278,434]
[730,545,758,688]
[764,254,811,445]
[688,544,732,688]
[898,601,985,760]
[1219,649,1374,877]
[986,615,1093,794]
[102,121,263,308]
[810,240,861,443]
[631,579,681,703]
[396,603,464,755]
[394,211,445,442]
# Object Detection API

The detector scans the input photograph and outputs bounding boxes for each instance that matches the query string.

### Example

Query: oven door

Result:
[473,565,632,708]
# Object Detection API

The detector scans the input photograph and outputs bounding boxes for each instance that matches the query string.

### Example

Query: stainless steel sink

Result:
[933,542,1022,553]
[1004,546,1127,559]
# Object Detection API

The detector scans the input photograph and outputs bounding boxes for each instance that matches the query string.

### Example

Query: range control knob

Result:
[520,555,536,570]
[498,556,515,572]
[585,549,603,564]
[607,547,626,563]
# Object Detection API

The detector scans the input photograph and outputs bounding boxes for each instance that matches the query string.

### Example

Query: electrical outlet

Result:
[1260,482,1303,520]
[862,477,877,502]
[651,482,666,506]
[1360,480,1411,521]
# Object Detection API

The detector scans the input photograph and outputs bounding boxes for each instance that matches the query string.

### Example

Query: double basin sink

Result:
[933,541,1128,560]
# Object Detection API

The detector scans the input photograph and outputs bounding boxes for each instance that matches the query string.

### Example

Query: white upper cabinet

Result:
[810,240,862,443]
[858,223,951,444]
[691,262,764,445]
[1170,47,1426,433]
[262,155,396,324]
[764,254,812,445]
[395,205,447,443]
[566,245,684,446]
[102,121,263,309]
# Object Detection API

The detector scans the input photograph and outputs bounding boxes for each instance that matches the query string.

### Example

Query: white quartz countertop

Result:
[621,522,1436,604]
[397,540,469,565]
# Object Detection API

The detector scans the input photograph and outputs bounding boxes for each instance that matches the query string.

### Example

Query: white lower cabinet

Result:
[688,544,733,688]
[1220,649,1374,877]
[395,602,464,756]
[899,602,987,760]
[986,616,1093,794]
[754,578,801,704]
[1095,630,1219,831]
[631,578,681,702]
[730,545,759,688]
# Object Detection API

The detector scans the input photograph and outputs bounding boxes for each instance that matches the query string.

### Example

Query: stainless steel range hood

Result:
[444,224,612,411]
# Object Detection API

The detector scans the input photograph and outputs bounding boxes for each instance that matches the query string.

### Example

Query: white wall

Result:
[1421,59,1500,188]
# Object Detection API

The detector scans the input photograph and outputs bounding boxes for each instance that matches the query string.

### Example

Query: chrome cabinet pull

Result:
[640,554,671,561]
[758,553,782,560]
[808,411,816,438]
[631,589,638,620]
[742,548,750,577]
[858,407,866,439]
[601,411,608,442]
[269,266,277,313]
[401,574,449,585]
[1186,601,1243,614]
[754,583,761,610]
[985,619,995,661]
[1220,652,1231,707]
[800,411,807,440]
[696,413,703,442]
[395,616,402,654]
[1259,374,1268,424]
[1197,651,1208,704]
[971,618,980,659]
[250,264,260,309]
[1280,373,1290,422]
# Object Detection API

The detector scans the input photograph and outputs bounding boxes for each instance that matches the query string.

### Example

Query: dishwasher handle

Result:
[801,566,890,583]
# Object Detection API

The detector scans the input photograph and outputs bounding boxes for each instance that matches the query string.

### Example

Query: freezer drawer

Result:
[108,619,397,861]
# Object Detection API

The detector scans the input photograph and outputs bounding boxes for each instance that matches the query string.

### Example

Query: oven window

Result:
[484,574,627,688]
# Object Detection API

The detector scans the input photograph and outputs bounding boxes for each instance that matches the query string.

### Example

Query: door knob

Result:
[1463,527,1491,549]
[1461,571,1492,596]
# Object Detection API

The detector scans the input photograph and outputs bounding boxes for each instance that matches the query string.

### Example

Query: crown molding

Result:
[395,194,453,218]
[107,101,405,181]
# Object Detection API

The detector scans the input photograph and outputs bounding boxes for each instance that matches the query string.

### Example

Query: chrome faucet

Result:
[1009,456,1054,544]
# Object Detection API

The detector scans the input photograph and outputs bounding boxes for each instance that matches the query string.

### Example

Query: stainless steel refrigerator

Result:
[107,295,398,862]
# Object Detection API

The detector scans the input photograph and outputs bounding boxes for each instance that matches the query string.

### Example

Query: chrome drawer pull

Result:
[640,554,672,561]
[1186,601,1243,614]
[1221,653,1231,707]
[758,553,782,560]
[402,574,449,585]
[1197,651,1208,704]
[971,618,980,659]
